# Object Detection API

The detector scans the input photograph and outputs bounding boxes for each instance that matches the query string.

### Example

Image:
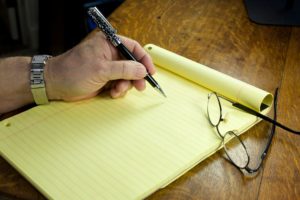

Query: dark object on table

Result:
[244,0,300,26]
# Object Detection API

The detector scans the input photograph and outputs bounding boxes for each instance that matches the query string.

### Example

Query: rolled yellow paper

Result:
[144,44,273,112]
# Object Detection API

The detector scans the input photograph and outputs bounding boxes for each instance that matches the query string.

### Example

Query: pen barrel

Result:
[144,74,159,88]
[117,43,137,61]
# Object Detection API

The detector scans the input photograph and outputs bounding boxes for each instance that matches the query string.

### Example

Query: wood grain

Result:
[0,0,299,199]
[258,28,300,200]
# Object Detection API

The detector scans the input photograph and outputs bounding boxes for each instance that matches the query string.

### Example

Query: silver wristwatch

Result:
[30,55,52,105]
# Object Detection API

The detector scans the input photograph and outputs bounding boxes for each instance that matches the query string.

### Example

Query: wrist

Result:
[44,56,62,101]
[0,57,33,113]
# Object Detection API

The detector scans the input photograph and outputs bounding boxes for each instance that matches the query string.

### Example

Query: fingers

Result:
[110,79,146,98]
[132,79,146,91]
[119,36,156,75]
[110,80,131,98]
[102,60,146,81]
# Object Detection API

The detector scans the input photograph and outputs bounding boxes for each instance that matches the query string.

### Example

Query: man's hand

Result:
[45,31,156,101]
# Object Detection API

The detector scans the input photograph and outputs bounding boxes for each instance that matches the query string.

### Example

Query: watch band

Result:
[30,55,52,105]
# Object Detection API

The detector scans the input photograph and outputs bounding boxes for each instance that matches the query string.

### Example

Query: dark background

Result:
[0,0,124,57]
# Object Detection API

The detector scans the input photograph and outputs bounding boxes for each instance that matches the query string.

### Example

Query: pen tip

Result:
[156,87,167,98]
[161,90,167,98]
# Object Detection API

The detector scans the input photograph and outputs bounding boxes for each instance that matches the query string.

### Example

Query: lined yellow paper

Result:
[0,45,272,200]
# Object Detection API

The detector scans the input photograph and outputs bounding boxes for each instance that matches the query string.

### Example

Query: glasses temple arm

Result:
[232,103,300,135]
[259,87,278,161]
[244,89,279,174]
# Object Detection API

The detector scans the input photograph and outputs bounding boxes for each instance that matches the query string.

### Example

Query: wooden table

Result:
[1,0,300,199]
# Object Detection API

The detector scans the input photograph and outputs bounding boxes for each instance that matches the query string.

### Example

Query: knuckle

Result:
[121,62,130,79]
[97,61,110,81]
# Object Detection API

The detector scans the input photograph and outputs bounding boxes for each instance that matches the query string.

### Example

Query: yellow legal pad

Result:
[0,45,272,200]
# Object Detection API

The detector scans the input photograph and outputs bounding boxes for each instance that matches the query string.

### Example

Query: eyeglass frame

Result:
[207,88,279,173]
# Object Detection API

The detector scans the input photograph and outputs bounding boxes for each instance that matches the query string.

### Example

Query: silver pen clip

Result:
[87,7,121,46]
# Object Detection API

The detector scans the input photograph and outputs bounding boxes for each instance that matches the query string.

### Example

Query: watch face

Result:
[32,55,50,64]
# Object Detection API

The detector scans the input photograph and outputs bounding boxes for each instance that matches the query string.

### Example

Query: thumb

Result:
[103,60,147,81]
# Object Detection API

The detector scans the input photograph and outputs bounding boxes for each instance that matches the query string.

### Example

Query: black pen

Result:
[87,7,166,97]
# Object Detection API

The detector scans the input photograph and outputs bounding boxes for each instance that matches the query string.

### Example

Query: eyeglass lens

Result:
[207,93,222,126]
[223,131,249,168]
[207,93,250,169]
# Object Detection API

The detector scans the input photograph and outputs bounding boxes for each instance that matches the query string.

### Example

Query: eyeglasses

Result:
[207,88,299,173]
